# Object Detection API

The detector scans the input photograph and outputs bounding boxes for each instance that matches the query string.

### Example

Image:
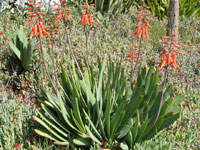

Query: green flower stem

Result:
[38,33,57,94]
[132,33,143,77]
[85,25,90,66]
[63,19,84,79]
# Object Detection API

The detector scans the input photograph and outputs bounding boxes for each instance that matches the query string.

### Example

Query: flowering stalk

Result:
[54,0,84,79]
[130,7,152,76]
[79,3,98,66]
[150,31,181,130]
[46,17,60,87]
[27,0,57,93]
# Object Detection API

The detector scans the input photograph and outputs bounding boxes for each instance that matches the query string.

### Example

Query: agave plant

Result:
[34,57,184,149]
[9,25,35,71]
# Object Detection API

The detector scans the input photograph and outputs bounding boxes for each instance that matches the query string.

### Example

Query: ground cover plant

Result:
[0,0,200,149]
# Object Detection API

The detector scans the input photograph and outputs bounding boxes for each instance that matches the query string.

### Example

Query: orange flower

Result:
[54,1,71,24]
[79,4,98,27]
[158,32,181,71]
[27,0,51,39]
[130,6,152,40]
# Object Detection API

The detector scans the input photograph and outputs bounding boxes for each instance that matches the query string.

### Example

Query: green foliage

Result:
[145,0,169,19]
[9,25,35,71]
[34,57,184,149]
[136,0,200,19]
[180,0,200,18]
[92,0,135,15]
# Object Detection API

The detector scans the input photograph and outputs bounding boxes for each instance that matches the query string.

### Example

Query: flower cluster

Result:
[27,0,50,39]
[54,0,71,24]
[158,32,181,70]
[127,46,138,61]
[79,4,98,27]
[130,7,152,40]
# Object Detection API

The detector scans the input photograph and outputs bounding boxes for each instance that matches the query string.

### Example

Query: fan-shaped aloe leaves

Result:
[35,58,184,149]
[9,25,35,71]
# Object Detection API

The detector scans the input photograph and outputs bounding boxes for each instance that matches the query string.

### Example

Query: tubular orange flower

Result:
[54,2,71,24]
[173,49,180,54]
[146,23,152,29]
[26,7,33,10]
[160,51,167,57]
[174,45,182,48]
[173,38,178,41]
[79,4,98,27]
[167,54,171,65]
[130,6,152,40]
[158,32,181,71]
[28,19,35,25]
[164,46,171,50]
[159,55,167,68]
[39,12,46,15]
[143,26,149,40]
[39,26,43,38]
[163,36,170,39]
[27,0,51,39]
[162,41,168,44]
[34,23,37,36]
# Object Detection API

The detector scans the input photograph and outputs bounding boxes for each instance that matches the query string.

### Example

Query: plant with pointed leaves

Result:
[34,57,184,149]
[9,25,36,71]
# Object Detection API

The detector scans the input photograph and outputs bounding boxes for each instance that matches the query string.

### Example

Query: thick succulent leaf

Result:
[148,92,162,120]
[105,89,111,138]
[110,101,126,138]
[163,85,172,101]
[80,80,96,106]
[70,110,85,134]
[146,72,158,102]
[83,109,103,141]
[84,70,92,90]
[34,129,62,142]
[21,38,35,71]
[131,111,139,142]
[159,113,180,131]
[167,95,184,114]
[71,97,85,132]
[56,92,81,134]
[142,116,164,141]
[54,141,69,145]
[9,41,21,60]
[61,65,72,96]
[125,130,133,148]
[73,137,91,146]
[144,66,154,95]
[41,103,70,133]
[37,109,69,139]
[97,56,107,102]
[96,100,107,140]
[135,119,148,142]
[117,118,134,139]
[33,116,67,141]
[17,26,25,51]
[159,97,173,116]
[120,92,144,130]
[85,126,101,145]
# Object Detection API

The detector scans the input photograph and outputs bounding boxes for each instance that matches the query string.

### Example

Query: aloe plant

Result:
[87,0,135,15]
[9,25,35,71]
[34,57,184,149]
